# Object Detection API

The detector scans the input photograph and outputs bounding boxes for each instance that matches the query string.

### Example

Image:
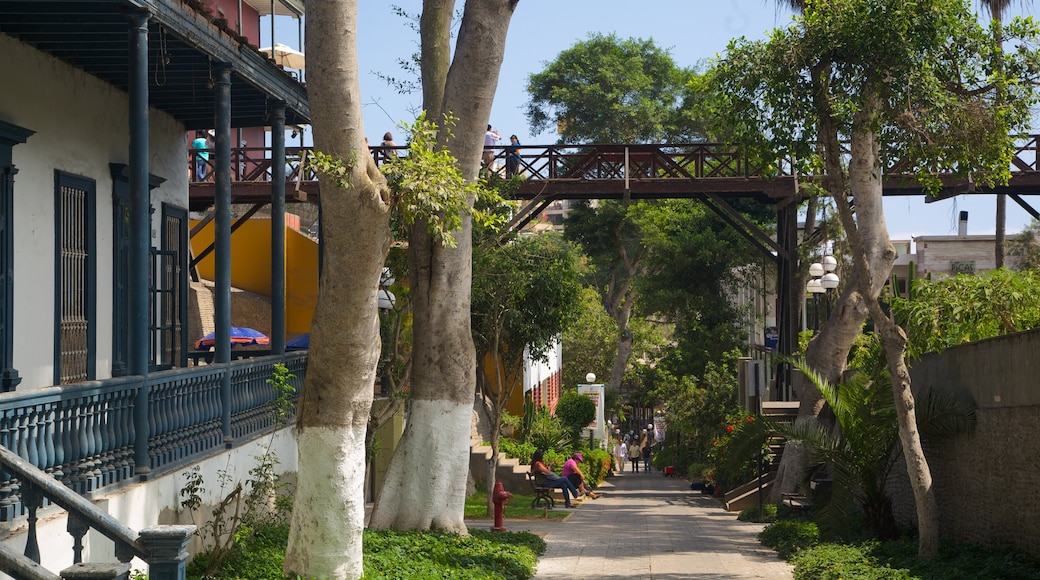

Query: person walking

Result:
[628,439,641,473]
[613,439,628,475]
[190,130,211,182]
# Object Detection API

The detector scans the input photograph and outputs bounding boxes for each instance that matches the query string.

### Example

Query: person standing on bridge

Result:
[505,134,521,178]
[483,124,502,169]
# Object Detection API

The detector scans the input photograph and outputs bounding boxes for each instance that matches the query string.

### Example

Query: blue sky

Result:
[266,1,1039,241]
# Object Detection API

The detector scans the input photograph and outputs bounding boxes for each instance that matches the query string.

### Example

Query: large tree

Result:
[528,35,705,395]
[471,231,583,514]
[368,0,518,532]
[709,0,1040,558]
[283,2,392,577]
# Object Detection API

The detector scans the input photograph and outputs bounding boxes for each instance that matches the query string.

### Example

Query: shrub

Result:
[759,519,820,560]
[582,448,611,487]
[738,503,777,523]
[527,412,572,452]
[554,390,595,440]
[499,438,536,464]
[792,542,913,580]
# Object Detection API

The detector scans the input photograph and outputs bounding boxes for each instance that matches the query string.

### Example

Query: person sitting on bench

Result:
[532,450,580,508]
[562,453,601,499]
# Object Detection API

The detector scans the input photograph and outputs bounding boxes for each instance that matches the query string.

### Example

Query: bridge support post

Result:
[775,202,799,401]
[139,525,195,580]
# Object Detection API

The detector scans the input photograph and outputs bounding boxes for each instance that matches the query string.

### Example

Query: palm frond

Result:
[915,385,978,438]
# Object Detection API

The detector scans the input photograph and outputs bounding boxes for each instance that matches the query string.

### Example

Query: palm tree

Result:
[728,351,977,539]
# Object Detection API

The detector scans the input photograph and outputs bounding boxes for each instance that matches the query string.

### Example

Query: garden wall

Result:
[889,329,1040,555]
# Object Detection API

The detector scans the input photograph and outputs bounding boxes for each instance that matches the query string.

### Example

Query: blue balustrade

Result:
[0,352,306,522]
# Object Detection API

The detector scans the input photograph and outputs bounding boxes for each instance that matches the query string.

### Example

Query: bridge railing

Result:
[187,135,1040,187]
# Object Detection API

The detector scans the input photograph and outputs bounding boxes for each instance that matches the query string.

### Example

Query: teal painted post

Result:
[127,10,152,476]
[271,104,286,354]
[214,65,233,442]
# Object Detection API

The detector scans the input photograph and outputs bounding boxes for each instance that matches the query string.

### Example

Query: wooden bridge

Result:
[189,139,1040,219]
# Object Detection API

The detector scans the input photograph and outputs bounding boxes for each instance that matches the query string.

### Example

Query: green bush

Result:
[187,524,289,579]
[737,503,777,523]
[758,519,820,560]
[527,412,572,453]
[499,439,536,464]
[554,390,595,440]
[792,542,913,580]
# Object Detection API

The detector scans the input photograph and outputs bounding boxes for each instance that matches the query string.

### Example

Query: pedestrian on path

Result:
[627,440,640,472]
[613,439,628,474]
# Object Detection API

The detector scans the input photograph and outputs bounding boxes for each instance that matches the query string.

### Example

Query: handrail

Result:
[0,542,58,580]
[0,445,145,558]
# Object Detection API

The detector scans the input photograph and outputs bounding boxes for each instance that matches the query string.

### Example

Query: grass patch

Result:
[465,488,570,521]
[187,524,546,580]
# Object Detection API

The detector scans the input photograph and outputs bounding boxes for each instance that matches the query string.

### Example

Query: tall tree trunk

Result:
[369,0,517,532]
[284,1,392,577]
[830,87,940,559]
[769,73,893,502]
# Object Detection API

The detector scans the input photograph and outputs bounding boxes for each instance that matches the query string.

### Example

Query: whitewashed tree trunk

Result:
[283,1,392,577]
[369,0,517,531]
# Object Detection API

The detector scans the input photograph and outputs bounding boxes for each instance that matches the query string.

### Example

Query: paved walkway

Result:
[500,469,794,580]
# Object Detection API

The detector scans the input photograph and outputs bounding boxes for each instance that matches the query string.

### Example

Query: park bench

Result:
[526,472,555,509]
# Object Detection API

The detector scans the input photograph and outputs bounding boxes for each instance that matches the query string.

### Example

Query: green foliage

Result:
[707,410,768,491]
[706,0,1040,192]
[560,286,620,391]
[525,411,572,453]
[465,487,569,522]
[187,523,289,580]
[188,524,547,580]
[1007,218,1040,272]
[554,390,596,440]
[792,542,912,580]
[525,33,704,143]
[738,503,778,523]
[308,149,357,190]
[498,438,536,465]
[759,519,821,560]
[580,447,612,488]
[472,232,584,373]
[380,113,501,248]
[364,529,544,580]
[890,268,1040,360]
[644,354,743,478]
[787,538,1040,580]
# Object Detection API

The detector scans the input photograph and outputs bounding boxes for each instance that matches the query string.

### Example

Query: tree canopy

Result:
[525,33,704,143]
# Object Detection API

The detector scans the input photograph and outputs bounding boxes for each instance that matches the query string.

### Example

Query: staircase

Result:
[724,402,799,511]
[469,440,530,492]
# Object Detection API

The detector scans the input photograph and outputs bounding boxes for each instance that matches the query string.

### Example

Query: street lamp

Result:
[806,256,839,331]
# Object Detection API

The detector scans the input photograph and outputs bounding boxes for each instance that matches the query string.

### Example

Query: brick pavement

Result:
[501,469,794,580]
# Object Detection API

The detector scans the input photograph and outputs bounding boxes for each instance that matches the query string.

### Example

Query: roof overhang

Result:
[242,0,303,17]
[0,0,310,129]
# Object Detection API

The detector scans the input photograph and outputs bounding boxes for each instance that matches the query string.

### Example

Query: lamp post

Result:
[806,256,839,331]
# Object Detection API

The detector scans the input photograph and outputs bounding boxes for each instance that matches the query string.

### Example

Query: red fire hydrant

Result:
[492,480,513,532]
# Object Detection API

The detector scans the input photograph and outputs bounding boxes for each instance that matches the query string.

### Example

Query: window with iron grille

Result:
[54,171,96,385]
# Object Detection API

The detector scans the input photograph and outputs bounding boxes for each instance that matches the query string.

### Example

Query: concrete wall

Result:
[889,329,1040,555]
[0,428,297,578]
[0,34,189,390]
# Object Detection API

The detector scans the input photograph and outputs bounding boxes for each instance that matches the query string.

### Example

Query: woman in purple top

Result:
[562,453,600,499]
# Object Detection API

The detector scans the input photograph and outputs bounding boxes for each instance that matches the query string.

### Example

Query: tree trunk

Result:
[284,1,392,577]
[769,77,895,503]
[829,86,939,559]
[369,0,517,532]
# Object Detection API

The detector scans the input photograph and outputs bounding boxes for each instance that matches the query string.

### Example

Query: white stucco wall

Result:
[0,428,298,578]
[523,337,562,393]
[0,33,189,390]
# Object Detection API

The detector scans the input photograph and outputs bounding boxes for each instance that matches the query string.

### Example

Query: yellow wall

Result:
[481,352,526,417]
[190,218,318,338]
